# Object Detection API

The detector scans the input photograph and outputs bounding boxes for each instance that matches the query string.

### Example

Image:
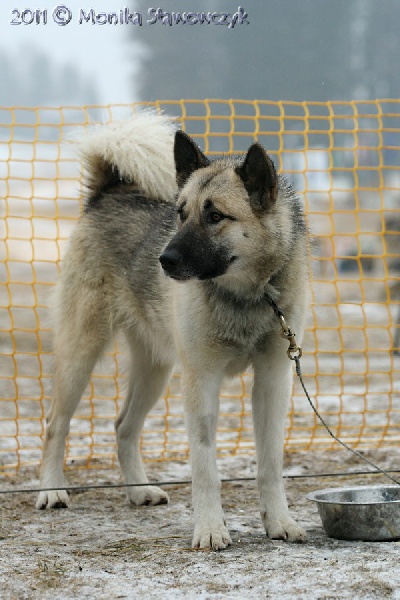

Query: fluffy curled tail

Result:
[76,110,178,202]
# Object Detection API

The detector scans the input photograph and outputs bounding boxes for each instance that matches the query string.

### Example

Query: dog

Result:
[36,111,309,550]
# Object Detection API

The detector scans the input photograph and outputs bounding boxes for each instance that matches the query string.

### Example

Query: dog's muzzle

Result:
[160,226,232,281]
[159,247,191,280]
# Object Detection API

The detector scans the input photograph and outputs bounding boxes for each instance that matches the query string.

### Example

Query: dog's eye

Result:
[208,211,224,224]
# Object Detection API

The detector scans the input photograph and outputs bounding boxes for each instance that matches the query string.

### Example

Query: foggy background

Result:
[1,0,400,106]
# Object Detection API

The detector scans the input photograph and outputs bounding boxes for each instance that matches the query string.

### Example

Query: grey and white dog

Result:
[37,112,309,550]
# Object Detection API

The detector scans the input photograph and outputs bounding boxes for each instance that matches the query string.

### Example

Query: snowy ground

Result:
[1,450,400,600]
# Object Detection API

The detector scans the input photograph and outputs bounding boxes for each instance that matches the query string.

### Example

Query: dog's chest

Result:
[210,299,278,350]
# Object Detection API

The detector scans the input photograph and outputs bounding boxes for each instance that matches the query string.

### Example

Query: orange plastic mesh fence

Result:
[1,100,399,476]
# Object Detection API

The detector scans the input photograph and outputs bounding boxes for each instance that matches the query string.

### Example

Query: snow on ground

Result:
[1,451,400,600]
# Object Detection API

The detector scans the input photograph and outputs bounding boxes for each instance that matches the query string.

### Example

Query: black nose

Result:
[159,247,182,271]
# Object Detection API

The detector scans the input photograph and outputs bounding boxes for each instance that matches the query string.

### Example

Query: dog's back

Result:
[55,113,179,359]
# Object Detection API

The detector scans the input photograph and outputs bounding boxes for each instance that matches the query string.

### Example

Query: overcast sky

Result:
[0,1,139,105]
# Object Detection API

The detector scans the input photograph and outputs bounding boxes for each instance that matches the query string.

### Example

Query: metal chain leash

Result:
[275,306,400,487]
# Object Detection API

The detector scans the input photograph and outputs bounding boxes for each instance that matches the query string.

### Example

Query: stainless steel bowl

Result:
[307,485,400,541]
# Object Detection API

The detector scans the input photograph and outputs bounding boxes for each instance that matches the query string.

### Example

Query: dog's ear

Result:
[236,144,277,211]
[174,131,210,188]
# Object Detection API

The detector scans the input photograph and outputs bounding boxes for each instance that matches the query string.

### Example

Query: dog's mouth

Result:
[164,271,192,282]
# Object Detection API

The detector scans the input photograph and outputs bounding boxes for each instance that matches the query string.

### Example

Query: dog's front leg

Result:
[252,347,307,543]
[182,367,232,551]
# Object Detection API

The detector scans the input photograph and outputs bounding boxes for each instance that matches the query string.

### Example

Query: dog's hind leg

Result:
[252,342,307,543]
[115,335,173,506]
[36,288,111,510]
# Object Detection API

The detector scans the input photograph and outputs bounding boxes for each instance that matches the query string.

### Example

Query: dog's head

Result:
[159,131,280,285]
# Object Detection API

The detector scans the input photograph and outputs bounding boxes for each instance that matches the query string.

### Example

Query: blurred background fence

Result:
[0,99,399,476]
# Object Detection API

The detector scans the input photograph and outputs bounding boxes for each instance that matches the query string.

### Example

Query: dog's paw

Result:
[36,490,69,510]
[128,485,169,507]
[262,513,307,543]
[192,521,232,551]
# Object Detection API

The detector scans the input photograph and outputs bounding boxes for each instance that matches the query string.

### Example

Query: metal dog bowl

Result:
[308,485,400,541]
